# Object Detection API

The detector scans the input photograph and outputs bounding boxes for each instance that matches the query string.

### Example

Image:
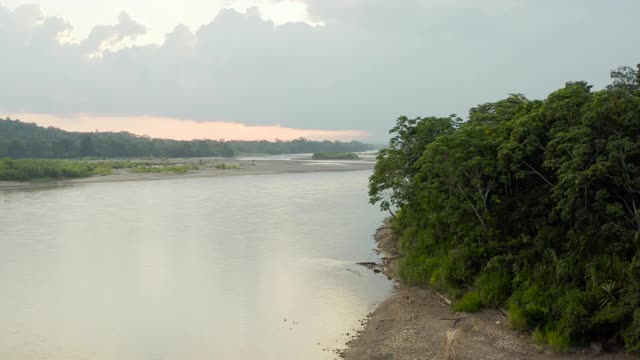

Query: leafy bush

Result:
[312,152,360,160]
[508,304,528,331]
[454,291,482,313]
[475,261,512,307]
[556,290,592,340]
[623,309,640,352]
[441,248,478,289]
[398,253,436,286]
[509,284,550,329]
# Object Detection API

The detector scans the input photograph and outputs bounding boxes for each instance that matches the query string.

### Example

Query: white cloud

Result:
[83,12,147,57]
[1,1,639,140]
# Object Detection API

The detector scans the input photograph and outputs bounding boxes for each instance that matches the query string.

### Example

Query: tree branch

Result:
[522,160,554,186]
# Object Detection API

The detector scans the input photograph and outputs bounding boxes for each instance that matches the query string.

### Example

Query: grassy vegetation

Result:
[545,327,571,352]
[0,158,201,181]
[624,310,640,352]
[92,166,114,176]
[453,291,482,313]
[0,158,95,181]
[507,304,528,331]
[215,163,240,170]
[475,264,511,307]
[129,164,198,174]
[312,152,360,160]
[531,326,570,352]
[533,327,546,347]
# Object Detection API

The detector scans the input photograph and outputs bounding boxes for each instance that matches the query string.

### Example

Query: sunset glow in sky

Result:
[13,113,368,141]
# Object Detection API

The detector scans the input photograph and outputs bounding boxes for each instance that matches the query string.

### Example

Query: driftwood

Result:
[439,317,465,329]
[356,262,378,267]
[498,307,508,317]
[435,291,452,306]
[346,268,362,276]
[356,262,385,274]
[376,232,394,240]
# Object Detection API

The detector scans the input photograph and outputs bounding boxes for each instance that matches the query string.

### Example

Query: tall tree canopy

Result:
[370,65,640,351]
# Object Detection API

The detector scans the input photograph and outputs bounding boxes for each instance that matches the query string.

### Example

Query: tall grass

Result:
[0,158,94,181]
[529,326,570,352]
[533,327,545,347]
[0,158,203,181]
[507,304,528,331]
[545,327,570,352]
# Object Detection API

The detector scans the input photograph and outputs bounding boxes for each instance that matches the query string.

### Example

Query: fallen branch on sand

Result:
[435,291,452,306]
[440,317,465,329]
[346,268,362,276]
[356,262,378,267]
[356,262,384,274]
[376,232,394,240]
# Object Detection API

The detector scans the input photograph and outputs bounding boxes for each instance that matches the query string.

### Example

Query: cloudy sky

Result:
[1,0,639,141]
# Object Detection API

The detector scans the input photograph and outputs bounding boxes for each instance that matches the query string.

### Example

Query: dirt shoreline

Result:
[0,158,375,190]
[342,220,637,360]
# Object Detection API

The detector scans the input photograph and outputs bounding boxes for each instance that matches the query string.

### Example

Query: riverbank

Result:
[0,157,375,190]
[341,220,638,360]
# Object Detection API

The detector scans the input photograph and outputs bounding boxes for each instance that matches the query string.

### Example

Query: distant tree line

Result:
[0,119,376,159]
[370,65,640,351]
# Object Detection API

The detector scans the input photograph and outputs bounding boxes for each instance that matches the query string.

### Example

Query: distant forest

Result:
[0,119,376,158]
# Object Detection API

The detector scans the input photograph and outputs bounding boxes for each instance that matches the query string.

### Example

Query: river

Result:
[0,170,393,359]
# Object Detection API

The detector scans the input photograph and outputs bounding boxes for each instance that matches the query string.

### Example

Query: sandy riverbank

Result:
[341,220,637,360]
[0,157,375,190]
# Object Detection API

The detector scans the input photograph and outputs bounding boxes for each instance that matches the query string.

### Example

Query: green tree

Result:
[370,65,640,350]
[7,140,25,158]
[79,135,95,156]
[369,115,458,217]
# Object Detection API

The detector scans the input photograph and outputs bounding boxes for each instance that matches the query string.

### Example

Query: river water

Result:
[0,170,393,360]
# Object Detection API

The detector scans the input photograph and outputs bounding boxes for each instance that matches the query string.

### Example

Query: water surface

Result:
[0,171,392,359]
